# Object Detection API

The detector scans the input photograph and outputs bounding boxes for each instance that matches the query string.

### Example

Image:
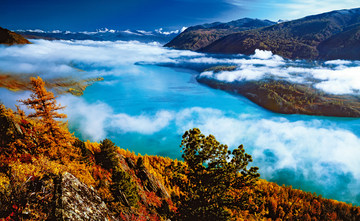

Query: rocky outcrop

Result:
[117,154,170,200]
[52,172,116,221]
[136,158,170,199]
[0,27,30,45]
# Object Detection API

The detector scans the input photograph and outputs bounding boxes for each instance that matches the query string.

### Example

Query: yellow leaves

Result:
[0,104,15,119]
[85,140,101,154]
[10,159,46,182]
[0,173,9,194]
[66,160,96,187]
[97,186,114,202]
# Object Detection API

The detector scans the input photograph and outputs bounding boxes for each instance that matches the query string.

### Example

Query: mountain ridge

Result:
[15,28,184,44]
[164,18,276,51]
[200,8,360,60]
[166,8,360,60]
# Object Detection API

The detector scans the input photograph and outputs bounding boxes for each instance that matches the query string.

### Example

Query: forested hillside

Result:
[165,18,275,51]
[166,8,360,60]
[201,8,360,60]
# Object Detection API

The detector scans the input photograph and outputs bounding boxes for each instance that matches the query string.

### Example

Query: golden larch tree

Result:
[16,76,78,161]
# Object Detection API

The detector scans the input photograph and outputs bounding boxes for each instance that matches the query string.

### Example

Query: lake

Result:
[1,39,360,204]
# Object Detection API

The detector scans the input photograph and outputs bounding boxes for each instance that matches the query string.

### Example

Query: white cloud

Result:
[251,49,274,60]
[58,95,174,140]
[325,60,352,65]
[180,27,188,33]
[58,95,112,141]
[110,111,174,134]
[155,27,187,35]
[123,30,142,36]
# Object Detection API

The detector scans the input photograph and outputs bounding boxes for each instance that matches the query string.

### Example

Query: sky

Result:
[1,0,360,31]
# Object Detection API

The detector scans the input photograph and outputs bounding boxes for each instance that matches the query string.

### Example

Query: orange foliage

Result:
[14,76,78,161]
[144,191,162,208]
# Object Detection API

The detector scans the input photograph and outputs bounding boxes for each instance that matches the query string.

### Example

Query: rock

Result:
[115,153,131,172]
[52,172,117,221]
[136,158,170,199]
[125,157,136,170]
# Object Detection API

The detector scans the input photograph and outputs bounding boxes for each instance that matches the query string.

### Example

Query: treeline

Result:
[0,76,359,220]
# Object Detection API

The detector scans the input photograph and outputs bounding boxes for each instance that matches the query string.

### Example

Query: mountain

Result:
[15,28,183,44]
[0,27,30,45]
[164,18,276,50]
[200,8,360,60]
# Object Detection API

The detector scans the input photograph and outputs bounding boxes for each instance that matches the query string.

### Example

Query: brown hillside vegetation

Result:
[164,8,360,60]
[0,27,30,45]
[0,73,104,96]
[200,8,360,60]
[0,77,359,220]
[165,18,275,51]
[197,75,360,117]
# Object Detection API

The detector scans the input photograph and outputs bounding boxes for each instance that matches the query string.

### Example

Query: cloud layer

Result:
[0,39,199,79]
[199,49,360,95]
[3,41,360,96]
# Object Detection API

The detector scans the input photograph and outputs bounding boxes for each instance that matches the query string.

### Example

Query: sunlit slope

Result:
[0,27,30,45]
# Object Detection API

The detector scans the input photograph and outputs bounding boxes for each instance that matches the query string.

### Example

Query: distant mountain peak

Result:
[14,27,186,44]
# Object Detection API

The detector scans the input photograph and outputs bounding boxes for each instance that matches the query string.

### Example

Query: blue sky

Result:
[1,0,360,31]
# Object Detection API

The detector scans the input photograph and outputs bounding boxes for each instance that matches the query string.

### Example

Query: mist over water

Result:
[1,40,360,204]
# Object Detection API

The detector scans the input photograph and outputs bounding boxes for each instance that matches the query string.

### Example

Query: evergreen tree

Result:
[175,128,259,221]
[95,139,139,207]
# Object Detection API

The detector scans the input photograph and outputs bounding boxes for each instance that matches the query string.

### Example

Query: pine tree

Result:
[175,128,260,221]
